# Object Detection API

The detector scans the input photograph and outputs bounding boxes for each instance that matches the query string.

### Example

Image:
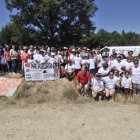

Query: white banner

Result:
[24,63,60,81]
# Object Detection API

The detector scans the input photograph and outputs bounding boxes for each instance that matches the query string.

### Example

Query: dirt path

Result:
[0,103,140,140]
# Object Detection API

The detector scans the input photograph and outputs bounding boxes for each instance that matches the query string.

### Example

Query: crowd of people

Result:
[0,44,140,101]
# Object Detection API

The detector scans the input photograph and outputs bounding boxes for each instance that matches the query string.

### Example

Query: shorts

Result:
[80,84,89,90]
[105,88,115,94]
[122,88,132,94]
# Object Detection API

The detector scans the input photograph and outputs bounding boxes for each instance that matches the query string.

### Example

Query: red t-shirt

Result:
[76,71,91,85]
[21,52,29,64]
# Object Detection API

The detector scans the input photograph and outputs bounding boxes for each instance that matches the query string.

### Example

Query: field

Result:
[0,78,140,140]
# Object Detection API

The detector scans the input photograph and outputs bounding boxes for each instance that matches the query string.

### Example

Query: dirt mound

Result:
[14,78,80,105]
[0,78,140,109]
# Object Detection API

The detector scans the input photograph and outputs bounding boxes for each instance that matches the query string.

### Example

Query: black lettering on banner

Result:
[30,63,59,69]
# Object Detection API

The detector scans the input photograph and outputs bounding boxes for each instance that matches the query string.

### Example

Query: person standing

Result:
[4,46,12,73]
[20,46,29,71]
[10,45,19,74]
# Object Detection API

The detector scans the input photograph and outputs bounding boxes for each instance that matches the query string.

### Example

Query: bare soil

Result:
[0,78,140,140]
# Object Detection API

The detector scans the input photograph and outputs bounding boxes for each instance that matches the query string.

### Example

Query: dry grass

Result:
[0,78,140,109]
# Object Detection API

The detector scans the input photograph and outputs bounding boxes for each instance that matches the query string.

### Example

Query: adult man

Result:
[76,66,91,95]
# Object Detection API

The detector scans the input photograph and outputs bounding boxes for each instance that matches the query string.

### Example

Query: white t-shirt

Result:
[27,59,36,64]
[125,62,134,70]
[121,76,132,88]
[65,64,75,73]
[98,59,107,68]
[81,59,89,65]
[33,54,45,63]
[103,76,118,89]
[10,49,18,60]
[91,78,104,91]
[45,55,50,61]
[69,54,75,61]
[131,66,140,84]
[108,59,118,69]
[49,57,57,63]
[98,67,110,76]
[88,58,95,69]
[74,56,82,69]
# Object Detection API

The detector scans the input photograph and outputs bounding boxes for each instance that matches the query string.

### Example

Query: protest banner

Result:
[24,63,60,81]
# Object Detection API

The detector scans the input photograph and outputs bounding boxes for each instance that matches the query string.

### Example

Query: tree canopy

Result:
[4,0,98,47]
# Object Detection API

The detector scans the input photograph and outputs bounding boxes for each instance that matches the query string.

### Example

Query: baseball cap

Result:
[95,73,102,77]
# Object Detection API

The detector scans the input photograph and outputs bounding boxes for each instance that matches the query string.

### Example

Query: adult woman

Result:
[103,71,120,100]
[4,46,12,73]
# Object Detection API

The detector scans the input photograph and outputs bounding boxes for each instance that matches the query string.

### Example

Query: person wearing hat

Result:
[91,73,105,101]
[20,46,29,71]
[131,60,140,95]
[65,60,75,81]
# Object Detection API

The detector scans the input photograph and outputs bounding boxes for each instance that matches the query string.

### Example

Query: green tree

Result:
[5,0,98,47]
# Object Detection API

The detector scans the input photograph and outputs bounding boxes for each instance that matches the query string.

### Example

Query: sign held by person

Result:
[24,63,60,81]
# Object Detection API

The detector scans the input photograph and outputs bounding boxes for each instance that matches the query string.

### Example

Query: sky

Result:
[0,0,140,33]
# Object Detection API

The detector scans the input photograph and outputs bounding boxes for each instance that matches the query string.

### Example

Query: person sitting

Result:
[65,60,75,81]
[102,71,120,100]
[76,66,91,95]
[91,73,105,101]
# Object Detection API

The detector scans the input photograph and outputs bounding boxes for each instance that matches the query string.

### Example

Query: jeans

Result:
[7,61,12,72]
[11,59,17,73]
